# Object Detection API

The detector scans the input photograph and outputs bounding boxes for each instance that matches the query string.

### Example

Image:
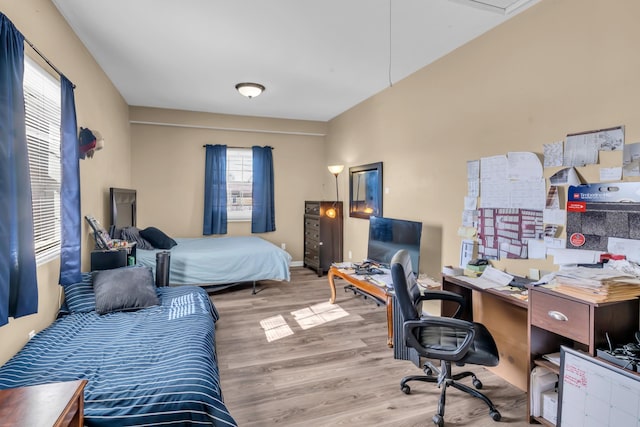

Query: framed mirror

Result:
[349,162,383,219]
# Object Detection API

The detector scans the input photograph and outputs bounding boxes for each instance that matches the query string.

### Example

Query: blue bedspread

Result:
[0,286,237,426]
[136,236,291,286]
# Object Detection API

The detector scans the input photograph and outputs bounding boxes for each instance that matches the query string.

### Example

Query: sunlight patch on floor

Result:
[260,314,294,342]
[259,303,350,342]
[291,302,349,330]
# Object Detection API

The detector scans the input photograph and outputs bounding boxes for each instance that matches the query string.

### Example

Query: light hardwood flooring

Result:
[211,267,529,426]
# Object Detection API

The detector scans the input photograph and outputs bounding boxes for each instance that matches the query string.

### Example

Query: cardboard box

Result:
[542,389,558,425]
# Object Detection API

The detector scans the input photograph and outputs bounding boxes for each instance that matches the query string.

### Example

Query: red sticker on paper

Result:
[566,201,587,212]
[569,233,586,247]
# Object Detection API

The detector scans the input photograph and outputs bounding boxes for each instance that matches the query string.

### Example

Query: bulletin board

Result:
[558,346,640,426]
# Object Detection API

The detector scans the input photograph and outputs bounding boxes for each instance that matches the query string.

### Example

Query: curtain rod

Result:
[202,145,274,149]
[24,36,76,89]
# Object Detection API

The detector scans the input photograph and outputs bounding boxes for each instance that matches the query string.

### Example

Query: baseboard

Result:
[290,260,303,267]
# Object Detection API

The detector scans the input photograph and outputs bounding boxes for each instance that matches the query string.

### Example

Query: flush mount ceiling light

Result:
[235,82,265,98]
[449,0,537,15]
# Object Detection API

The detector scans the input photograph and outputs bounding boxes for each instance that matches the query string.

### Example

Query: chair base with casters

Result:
[390,249,503,427]
[400,359,501,427]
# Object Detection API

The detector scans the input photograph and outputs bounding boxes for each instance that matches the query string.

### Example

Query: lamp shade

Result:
[235,82,265,98]
[327,164,344,176]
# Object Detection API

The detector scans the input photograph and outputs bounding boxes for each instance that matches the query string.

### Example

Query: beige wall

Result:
[0,0,131,365]
[130,107,328,260]
[327,0,640,279]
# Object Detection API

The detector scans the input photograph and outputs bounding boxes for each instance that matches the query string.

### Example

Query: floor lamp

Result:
[326,165,344,219]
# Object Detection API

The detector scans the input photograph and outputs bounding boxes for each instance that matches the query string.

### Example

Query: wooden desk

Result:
[0,380,87,427]
[328,267,394,347]
[442,275,529,391]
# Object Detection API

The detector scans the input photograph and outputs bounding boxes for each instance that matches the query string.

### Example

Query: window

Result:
[227,147,252,221]
[24,56,62,263]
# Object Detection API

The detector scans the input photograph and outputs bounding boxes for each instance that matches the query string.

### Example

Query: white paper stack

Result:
[530,366,558,417]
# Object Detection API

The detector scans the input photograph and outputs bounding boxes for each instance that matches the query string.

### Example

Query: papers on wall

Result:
[528,239,547,259]
[600,166,622,181]
[480,153,545,211]
[543,209,566,225]
[549,167,582,186]
[623,142,640,177]
[459,239,475,269]
[543,141,564,167]
[546,185,560,209]
[478,208,544,260]
[467,159,480,197]
[564,126,624,167]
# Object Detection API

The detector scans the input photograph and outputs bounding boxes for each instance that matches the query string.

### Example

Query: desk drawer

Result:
[531,290,590,344]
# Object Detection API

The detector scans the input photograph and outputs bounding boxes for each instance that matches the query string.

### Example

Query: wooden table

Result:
[0,380,87,427]
[328,266,394,347]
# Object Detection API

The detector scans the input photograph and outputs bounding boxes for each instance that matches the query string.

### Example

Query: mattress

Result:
[136,236,292,286]
[0,286,237,426]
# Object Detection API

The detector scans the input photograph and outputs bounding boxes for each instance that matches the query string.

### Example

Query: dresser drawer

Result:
[305,202,320,215]
[530,290,590,344]
[304,218,320,241]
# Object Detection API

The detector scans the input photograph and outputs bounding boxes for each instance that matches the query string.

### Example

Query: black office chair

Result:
[390,250,501,426]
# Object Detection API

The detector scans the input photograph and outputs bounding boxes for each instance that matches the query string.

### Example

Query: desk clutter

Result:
[539,261,640,303]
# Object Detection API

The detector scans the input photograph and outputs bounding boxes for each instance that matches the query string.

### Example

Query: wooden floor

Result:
[211,267,530,426]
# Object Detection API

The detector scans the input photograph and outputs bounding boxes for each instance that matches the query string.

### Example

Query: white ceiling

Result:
[52,0,539,122]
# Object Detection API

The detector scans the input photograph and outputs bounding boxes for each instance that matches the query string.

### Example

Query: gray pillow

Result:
[92,266,159,314]
[120,226,155,250]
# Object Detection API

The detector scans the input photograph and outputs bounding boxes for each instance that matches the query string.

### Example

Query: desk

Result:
[0,380,87,427]
[328,267,394,347]
[442,275,529,391]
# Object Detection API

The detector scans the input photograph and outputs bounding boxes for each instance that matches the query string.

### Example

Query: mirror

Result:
[349,162,383,219]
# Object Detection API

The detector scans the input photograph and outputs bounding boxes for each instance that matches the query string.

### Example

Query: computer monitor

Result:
[367,216,422,275]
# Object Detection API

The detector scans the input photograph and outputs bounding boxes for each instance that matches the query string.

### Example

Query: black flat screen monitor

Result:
[367,216,422,275]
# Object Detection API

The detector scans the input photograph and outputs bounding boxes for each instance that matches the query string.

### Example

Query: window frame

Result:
[226,147,253,222]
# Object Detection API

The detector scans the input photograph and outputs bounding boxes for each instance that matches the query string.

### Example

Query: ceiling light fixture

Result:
[235,82,265,98]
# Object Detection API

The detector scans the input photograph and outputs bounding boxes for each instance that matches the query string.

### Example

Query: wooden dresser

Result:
[0,380,87,427]
[303,201,343,276]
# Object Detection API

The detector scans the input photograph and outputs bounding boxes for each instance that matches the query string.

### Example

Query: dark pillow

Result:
[120,226,155,250]
[92,266,159,315]
[139,226,177,249]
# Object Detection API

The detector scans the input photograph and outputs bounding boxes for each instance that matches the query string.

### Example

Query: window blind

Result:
[23,56,62,263]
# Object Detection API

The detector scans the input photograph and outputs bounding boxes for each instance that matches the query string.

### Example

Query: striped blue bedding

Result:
[0,286,237,426]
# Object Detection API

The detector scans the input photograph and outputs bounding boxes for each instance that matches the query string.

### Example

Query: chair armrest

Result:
[416,290,466,318]
[403,317,476,362]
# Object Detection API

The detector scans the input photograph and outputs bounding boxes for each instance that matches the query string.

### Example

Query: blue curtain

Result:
[251,146,275,233]
[58,76,81,286]
[0,13,39,326]
[203,144,227,235]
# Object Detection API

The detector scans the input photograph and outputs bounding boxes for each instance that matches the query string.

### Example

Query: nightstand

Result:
[0,380,87,427]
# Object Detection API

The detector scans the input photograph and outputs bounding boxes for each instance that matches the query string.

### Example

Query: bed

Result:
[110,187,291,292]
[136,236,292,289]
[0,269,237,426]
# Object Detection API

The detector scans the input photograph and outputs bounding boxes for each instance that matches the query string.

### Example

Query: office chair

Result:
[390,250,501,426]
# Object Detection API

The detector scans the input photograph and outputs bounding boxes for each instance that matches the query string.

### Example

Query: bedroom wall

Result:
[129,107,329,262]
[325,0,640,279]
[0,0,131,365]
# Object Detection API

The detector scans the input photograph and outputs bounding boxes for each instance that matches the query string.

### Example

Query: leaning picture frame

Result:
[85,215,111,249]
